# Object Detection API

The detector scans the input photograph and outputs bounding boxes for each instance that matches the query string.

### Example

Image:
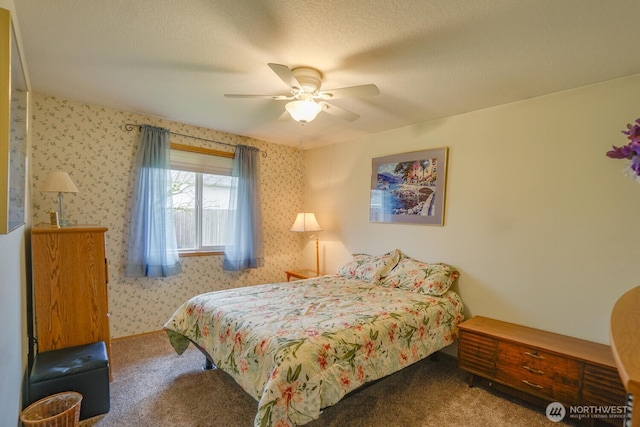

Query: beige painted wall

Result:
[30,94,306,338]
[304,73,640,345]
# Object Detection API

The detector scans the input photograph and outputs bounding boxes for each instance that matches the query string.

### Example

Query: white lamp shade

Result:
[285,100,323,123]
[290,212,322,232]
[41,171,79,193]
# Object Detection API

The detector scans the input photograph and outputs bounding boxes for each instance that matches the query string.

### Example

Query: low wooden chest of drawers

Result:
[458,316,627,426]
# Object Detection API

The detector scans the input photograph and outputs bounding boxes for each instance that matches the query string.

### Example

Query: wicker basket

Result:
[20,392,82,427]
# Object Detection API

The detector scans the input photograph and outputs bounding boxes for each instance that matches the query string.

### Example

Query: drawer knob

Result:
[522,379,544,389]
[524,351,545,360]
[523,365,545,375]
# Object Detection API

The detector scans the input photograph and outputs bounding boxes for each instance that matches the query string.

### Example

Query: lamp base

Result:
[314,235,320,276]
[56,192,74,227]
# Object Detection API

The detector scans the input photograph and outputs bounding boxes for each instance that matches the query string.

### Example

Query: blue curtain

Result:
[223,145,264,271]
[125,125,182,277]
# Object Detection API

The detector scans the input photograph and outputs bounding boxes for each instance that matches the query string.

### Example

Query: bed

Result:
[164,250,464,427]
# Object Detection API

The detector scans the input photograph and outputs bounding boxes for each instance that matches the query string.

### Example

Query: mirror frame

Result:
[0,7,29,234]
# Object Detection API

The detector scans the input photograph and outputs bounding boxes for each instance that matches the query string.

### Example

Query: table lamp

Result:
[290,212,322,275]
[41,171,79,226]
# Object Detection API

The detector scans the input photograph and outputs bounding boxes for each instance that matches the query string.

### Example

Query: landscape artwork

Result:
[370,147,448,225]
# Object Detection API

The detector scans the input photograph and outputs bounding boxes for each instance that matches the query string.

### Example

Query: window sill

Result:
[179,251,223,257]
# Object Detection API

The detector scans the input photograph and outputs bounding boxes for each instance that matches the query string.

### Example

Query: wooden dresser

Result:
[31,225,111,366]
[458,316,627,426]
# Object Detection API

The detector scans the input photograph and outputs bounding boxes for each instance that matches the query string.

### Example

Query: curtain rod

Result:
[123,123,267,158]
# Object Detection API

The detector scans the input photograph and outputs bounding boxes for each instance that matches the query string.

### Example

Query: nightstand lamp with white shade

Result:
[290,212,322,275]
[41,171,79,226]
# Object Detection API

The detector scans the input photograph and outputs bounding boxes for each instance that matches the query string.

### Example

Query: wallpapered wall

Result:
[30,94,306,338]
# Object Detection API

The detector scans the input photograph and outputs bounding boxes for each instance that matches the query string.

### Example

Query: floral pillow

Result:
[381,255,459,296]
[337,249,401,283]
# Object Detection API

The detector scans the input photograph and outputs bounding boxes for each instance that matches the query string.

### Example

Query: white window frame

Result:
[170,143,234,256]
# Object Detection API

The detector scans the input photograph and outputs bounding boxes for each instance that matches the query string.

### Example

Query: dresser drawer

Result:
[458,330,497,378]
[581,363,627,407]
[495,341,580,404]
[582,364,627,426]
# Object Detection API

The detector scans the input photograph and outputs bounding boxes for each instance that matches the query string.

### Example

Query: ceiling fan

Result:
[224,63,379,124]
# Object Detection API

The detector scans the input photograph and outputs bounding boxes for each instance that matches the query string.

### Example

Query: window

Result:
[170,144,234,254]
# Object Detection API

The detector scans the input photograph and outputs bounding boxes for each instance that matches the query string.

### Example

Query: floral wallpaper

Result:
[30,94,306,337]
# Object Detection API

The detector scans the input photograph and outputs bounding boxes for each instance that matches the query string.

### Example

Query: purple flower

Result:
[607,118,640,178]
[632,156,640,174]
[622,118,640,142]
[606,144,634,159]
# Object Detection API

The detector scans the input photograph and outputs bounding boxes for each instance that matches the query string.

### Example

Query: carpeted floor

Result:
[80,331,568,427]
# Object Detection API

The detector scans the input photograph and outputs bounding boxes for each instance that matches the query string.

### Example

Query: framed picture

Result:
[0,8,29,234]
[370,147,448,225]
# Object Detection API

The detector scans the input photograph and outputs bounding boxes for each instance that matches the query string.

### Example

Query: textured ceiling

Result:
[13,0,640,149]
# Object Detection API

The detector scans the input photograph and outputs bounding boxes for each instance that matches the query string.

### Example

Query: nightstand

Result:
[285,269,324,281]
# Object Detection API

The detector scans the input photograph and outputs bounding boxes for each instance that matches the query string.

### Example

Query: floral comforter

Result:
[164,274,464,427]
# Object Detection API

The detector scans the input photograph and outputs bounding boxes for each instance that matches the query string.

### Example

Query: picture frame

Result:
[370,147,448,225]
[49,211,59,228]
[0,8,29,234]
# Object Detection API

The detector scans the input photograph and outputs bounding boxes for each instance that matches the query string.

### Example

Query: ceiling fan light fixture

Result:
[286,100,322,123]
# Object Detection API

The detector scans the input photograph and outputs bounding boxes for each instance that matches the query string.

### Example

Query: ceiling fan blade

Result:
[268,63,302,90]
[318,84,379,100]
[321,102,360,122]
[224,94,292,100]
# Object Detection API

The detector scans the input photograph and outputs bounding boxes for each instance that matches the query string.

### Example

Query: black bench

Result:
[28,341,110,420]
